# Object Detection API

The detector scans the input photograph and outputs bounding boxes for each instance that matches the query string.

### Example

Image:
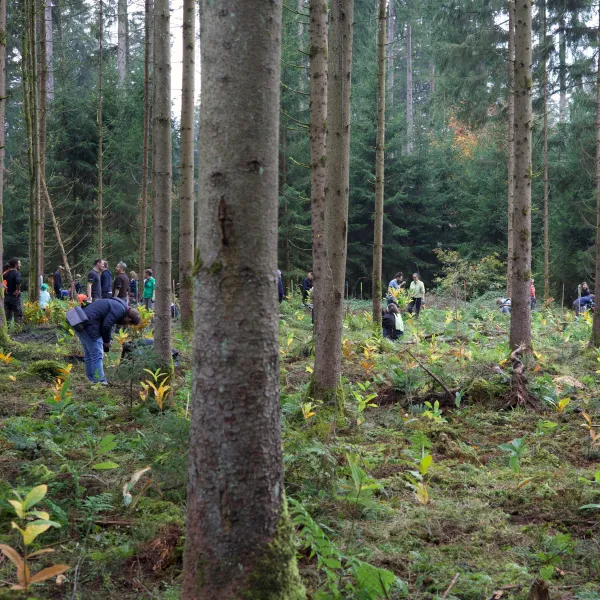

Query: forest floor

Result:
[0,293,599,599]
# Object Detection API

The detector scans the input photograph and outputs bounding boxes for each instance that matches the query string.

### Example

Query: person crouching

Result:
[76,298,140,384]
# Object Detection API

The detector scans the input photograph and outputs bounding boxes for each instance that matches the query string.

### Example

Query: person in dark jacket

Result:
[88,259,103,301]
[302,271,313,304]
[53,266,63,297]
[76,298,140,384]
[101,260,113,299]
[112,261,130,300]
[382,306,397,340]
[278,270,284,303]
[4,258,23,323]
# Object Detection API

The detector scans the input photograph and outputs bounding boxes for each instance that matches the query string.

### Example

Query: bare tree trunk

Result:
[45,0,53,101]
[38,0,47,277]
[372,0,386,326]
[591,8,600,347]
[139,0,151,281]
[42,180,72,286]
[23,0,41,301]
[311,0,354,416]
[151,0,171,365]
[509,0,532,353]
[97,0,103,256]
[542,0,550,301]
[182,1,304,598]
[117,0,127,85]
[178,0,194,330]
[507,0,515,298]
[558,13,567,122]
[0,0,8,342]
[309,0,329,400]
[386,0,395,105]
[406,21,413,155]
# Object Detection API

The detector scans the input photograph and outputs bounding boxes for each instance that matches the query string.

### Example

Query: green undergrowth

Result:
[0,294,599,598]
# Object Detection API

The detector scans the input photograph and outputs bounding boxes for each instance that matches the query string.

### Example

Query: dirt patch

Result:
[126,524,183,578]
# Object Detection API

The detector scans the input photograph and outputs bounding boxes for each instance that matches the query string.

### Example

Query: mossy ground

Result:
[0,293,598,598]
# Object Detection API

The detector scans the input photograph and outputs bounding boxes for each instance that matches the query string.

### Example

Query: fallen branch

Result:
[404,349,454,401]
[442,573,460,598]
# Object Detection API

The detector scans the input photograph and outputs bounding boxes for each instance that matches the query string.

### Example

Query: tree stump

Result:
[527,579,550,600]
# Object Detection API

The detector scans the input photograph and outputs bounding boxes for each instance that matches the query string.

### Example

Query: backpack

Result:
[65,306,89,331]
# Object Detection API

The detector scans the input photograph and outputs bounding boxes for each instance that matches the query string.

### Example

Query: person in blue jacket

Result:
[77,298,140,384]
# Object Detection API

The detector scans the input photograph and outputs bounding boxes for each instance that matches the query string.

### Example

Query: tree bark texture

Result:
[139,0,151,279]
[591,9,600,346]
[178,0,195,330]
[0,0,8,341]
[406,21,413,155]
[117,0,127,85]
[44,0,53,101]
[151,0,171,365]
[182,2,304,599]
[309,0,329,397]
[509,0,532,352]
[386,0,395,105]
[312,0,354,409]
[507,0,515,298]
[542,0,550,300]
[372,0,386,326]
[97,0,103,256]
[38,0,47,275]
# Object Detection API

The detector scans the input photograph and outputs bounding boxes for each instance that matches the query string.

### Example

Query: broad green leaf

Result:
[92,461,120,470]
[580,504,600,510]
[595,470,600,484]
[23,485,48,510]
[8,500,25,518]
[322,557,342,569]
[97,435,117,455]
[419,454,433,476]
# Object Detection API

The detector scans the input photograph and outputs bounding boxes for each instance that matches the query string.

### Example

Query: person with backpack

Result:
[75,298,140,384]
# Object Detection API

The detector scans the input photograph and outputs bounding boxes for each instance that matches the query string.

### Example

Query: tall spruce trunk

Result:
[372,0,386,326]
[558,13,567,122]
[45,0,53,101]
[406,21,413,155]
[507,0,515,297]
[509,0,532,352]
[151,0,172,365]
[591,10,600,346]
[178,0,194,330]
[97,0,103,256]
[311,0,354,414]
[38,0,47,275]
[139,0,151,280]
[386,0,395,105]
[22,0,41,301]
[542,0,550,300]
[181,1,304,598]
[0,0,8,342]
[117,0,127,85]
[309,0,329,401]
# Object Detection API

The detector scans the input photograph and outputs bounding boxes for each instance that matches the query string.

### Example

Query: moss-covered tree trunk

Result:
[542,0,550,301]
[311,0,354,417]
[178,0,194,330]
[182,1,305,598]
[509,0,532,353]
[507,0,515,298]
[151,0,172,365]
[372,0,386,326]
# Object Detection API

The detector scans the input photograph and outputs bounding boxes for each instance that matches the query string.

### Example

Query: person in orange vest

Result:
[530,278,536,310]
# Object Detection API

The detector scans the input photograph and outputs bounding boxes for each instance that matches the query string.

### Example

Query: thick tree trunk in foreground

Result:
[182,2,304,599]
[151,0,171,365]
[178,0,195,330]
[97,0,103,256]
[138,0,151,280]
[117,0,127,85]
[309,0,329,398]
[0,0,8,342]
[406,21,413,155]
[311,0,354,415]
[542,0,550,300]
[507,0,515,298]
[591,11,600,346]
[509,0,532,353]
[372,0,386,326]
